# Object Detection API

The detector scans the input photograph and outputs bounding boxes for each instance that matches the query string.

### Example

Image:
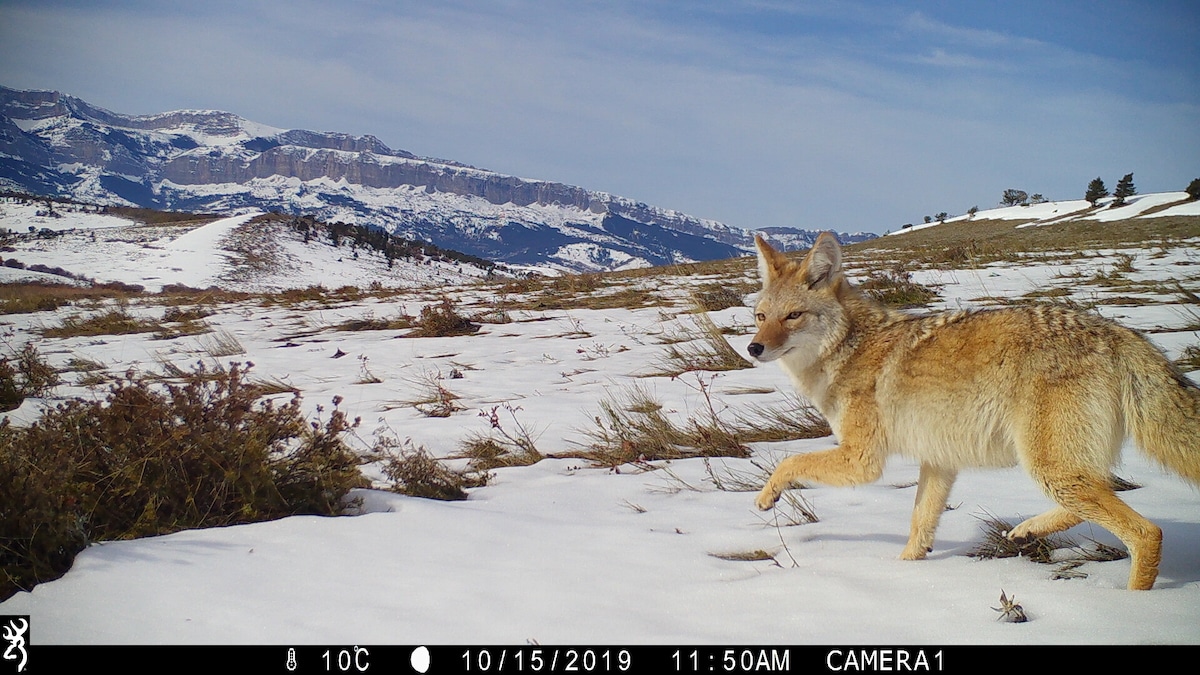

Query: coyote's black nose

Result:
[747,343,764,358]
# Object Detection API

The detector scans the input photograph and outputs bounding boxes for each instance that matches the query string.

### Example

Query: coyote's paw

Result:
[1004,525,1033,546]
[755,487,779,511]
[899,544,931,561]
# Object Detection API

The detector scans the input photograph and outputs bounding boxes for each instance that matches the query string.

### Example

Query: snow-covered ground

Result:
[888,191,1200,236]
[0,202,501,291]
[2,205,1199,645]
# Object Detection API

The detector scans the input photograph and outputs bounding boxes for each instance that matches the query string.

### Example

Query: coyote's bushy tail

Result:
[1123,339,1200,486]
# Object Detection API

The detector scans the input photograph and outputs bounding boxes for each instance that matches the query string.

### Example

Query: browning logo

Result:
[1,617,28,673]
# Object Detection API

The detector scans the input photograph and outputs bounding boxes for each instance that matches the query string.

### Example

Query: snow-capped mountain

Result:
[0,85,873,272]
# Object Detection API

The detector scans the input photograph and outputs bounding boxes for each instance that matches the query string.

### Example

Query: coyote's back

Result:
[749,232,1200,590]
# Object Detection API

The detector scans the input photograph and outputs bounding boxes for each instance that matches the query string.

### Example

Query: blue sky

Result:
[1,0,1197,233]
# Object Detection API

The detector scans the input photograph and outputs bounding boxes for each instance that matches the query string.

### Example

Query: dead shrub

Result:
[691,283,752,312]
[0,362,369,601]
[336,313,414,332]
[0,341,59,411]
[42,306,161,338]
[859,266,940,308]
[396,371,464,418]
[456,404,544,470]
[378,439,489,501]
[408,298,480,337]
[966,513,1128,581]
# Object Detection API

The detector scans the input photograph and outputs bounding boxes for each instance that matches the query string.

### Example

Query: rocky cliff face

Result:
[0,84,872,271]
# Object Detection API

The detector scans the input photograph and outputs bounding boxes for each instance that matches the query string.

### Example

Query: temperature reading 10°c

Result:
[322,646,371,672]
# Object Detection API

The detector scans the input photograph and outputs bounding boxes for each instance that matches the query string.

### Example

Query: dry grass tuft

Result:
[651,312,753,376]
[198,329,246,357]
[574,378,749,466]
[355,355,383,385]
[858,265,940,308]
[394,371,465,417]
[335,312,414,332]
[729,395,832,443]
[0,281,145,315]
[376,438,489,501]
[967,513,1067,564]
[408,298,480,337]
[576,378,831,469]
[967,513,1128,581]
[691,282,753,312]
[42,306,161,338]
[455,403,544,470]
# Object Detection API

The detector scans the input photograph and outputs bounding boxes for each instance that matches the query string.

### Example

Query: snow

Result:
[10,458,1199,645]
[0,202,132,233]
[1145,195,1200,218]
[979,199,1093,223]
[1,207,1199,645]
[0,208,253,291]
[149,213,257,287]
[0,202,496,292]
[1086,192,1189,223]
[887,191,1200,236]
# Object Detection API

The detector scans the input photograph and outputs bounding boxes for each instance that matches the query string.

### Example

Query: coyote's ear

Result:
[802,232,842,289]
[755,234,791,286]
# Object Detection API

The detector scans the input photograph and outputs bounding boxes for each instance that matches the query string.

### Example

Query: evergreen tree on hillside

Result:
[1186,178,1200,201]
[1085,177,1108,206]
[1112,173,1136,207]
[1001,189,1028,206]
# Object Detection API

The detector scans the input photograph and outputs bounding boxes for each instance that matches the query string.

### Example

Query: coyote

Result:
[749,232,1200,590]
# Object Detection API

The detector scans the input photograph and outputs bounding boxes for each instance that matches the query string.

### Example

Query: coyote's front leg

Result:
[899,463,958,560]
[756,444,883,511]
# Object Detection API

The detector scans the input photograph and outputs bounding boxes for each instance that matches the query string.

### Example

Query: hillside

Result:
[0,198,517,293]
[869,192,1200,254]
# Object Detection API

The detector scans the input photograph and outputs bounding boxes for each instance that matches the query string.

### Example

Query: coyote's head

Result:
[748,232,850,366]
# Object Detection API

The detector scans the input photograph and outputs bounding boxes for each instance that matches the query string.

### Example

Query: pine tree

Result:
[1084,177,1108,206]
[1001,189,1028,206]
[1112,172,1136,207]
[1186,178,1200,201]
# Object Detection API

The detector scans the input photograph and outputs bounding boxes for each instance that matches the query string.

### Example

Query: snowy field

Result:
[887,191,1200,236]
[1,200,1199,646]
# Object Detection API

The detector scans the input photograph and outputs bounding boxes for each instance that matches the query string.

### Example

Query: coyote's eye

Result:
[786,311,804,320]
[755,312,766,323]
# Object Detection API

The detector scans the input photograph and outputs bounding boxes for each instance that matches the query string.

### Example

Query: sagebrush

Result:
[0,362,368,601]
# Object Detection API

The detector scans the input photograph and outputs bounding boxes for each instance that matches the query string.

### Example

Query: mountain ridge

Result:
[0,84,874,272]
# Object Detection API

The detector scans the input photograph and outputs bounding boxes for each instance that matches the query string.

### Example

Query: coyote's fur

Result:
[749,232,1200,590]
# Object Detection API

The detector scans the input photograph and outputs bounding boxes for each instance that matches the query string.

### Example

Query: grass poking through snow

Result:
[967,513,1129,582]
